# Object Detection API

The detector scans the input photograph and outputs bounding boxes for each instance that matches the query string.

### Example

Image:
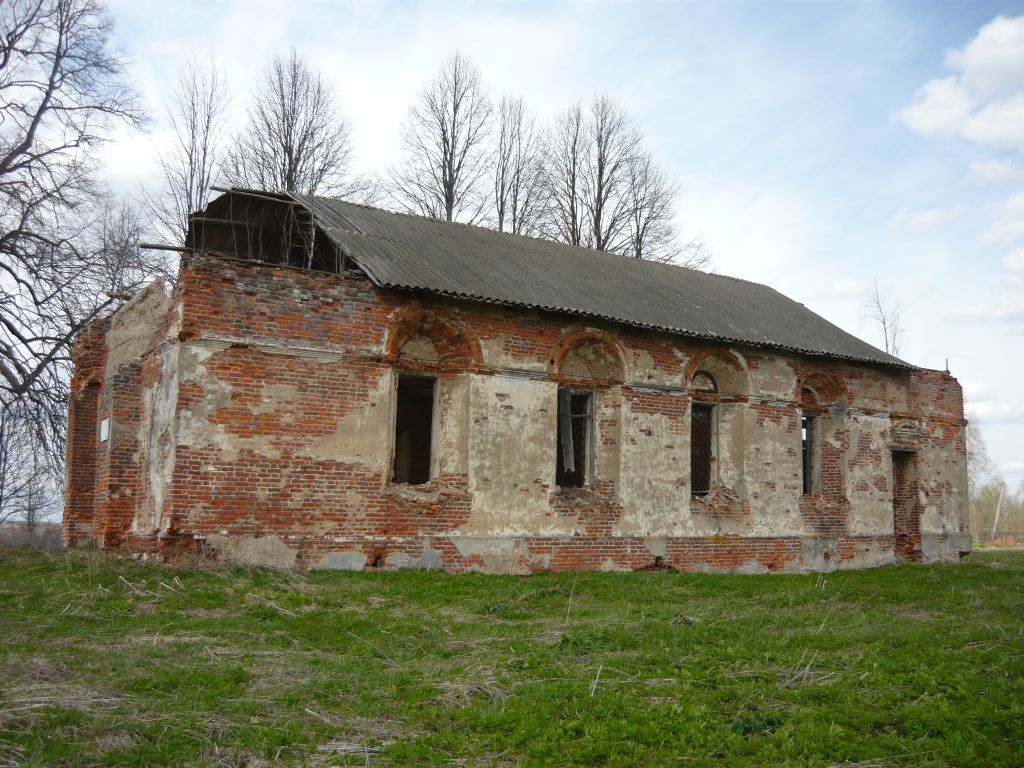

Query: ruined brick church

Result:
[62,188,971,572]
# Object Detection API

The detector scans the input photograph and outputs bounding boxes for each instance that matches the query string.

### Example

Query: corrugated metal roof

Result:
[285,192,910,369]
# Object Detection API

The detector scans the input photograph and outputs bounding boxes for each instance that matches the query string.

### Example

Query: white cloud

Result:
[952,293,1024,333]
[681,179,821,286]
[887,205,962,233]
[962,381,989,400]
[1000,460,1024,473]
[963,92,1024,152]
[981,192,1024,244]
[966,158,1021,184]
[1005,248,1024,271]
[895,15,1024,154]
[944,15,1024,98]
[969,400,1024,424]
[896,76,974,138]
[830,278,865,298]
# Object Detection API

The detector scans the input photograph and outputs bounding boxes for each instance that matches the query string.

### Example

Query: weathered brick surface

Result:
[63,255,971,572]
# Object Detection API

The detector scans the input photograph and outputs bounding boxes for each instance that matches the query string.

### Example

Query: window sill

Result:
[386,480,442,499]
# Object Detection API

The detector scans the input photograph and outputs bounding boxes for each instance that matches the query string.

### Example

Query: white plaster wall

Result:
[845,414,894,536]
[461,375,567,535]
[616,393,690,536]
[918,423,969,535]
[134,343,180,534]
[737,408,806,536]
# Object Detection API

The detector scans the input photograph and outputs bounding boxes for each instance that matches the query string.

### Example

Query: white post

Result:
[989,487,1004,546]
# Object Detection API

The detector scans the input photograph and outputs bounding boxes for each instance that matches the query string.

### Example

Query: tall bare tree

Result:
[625,151,677,262]
[226,48,366,198]
[389,52,493,223]
[965,411,995,500]
[145,55,229,245]
[863,279,903,357]
[624,152,710,268]
[583,96,638,253]
[492,95,545,235]
[541,95,706,266]
[545,103,587,246]
[0,0,153,523]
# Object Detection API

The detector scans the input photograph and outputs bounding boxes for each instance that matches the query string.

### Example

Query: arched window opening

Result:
[799,387,821,495]
[692,371,718,393]
[551,335,623,489]
[689,370,718,496]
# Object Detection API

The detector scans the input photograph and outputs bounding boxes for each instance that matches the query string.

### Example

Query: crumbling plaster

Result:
[64,255,971,572]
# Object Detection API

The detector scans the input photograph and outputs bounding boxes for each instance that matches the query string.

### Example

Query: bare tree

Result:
[0,0,154,523]
[540,95,706,266]
[544,103,587,246]
[389,52,493,223]
[583,95,638,253]
[492,95,545,235]
[0,402,41,527]
[624,153,710,268]
[226,48,367,198]
[863,279,903,357]
[625,151,677,262]
[144,55,229,245]
[965,411,995,500]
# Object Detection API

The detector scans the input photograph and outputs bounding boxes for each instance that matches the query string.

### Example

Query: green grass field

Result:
[0,548,1021,767]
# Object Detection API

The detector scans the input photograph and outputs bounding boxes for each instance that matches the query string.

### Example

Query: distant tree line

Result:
[150,50,708,268]
[966,418,1024,547]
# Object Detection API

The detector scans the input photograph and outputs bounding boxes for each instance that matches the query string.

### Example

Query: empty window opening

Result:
[393,374,435,485]
[802,414,818,495]
[690,404,714,496]
[556,389,593,488]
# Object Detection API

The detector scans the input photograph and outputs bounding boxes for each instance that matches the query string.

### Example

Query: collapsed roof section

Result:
[185,188,911,370]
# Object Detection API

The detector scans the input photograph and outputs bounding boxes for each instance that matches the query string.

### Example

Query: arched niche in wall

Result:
[548,329,626,385]
[384,308,481,487]
[797,369,849,411]
[796,369,850,498]
[384,307,482,374]
[684,350,751,502]
[684,349,751,398]
[547,329,625,490]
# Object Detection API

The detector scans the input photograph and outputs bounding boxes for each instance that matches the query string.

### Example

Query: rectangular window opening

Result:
[690,404,714,496]
[393,374,435,485]
[556,389,592,488]
[802,414,817,495]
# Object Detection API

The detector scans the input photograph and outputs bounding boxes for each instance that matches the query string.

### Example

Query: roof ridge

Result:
[305,193,740,280]
[214,189,911,370]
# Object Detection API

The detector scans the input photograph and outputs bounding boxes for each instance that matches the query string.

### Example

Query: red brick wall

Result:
[62,321,108,546]
[65,254,969,572]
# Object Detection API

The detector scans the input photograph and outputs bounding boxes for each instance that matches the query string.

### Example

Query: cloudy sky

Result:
[101,0,1024,488]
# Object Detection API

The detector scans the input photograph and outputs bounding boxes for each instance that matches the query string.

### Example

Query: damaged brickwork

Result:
[62,250,971,574]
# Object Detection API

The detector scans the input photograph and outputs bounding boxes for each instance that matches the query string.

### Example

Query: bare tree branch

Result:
[225,48,369,198]
[388,52,492,223]
[544,102,586,247]
[492,95,545,236]
[0,0,156,523]
[582,95,637,253]
[863,278,903,357]
[539,95,707,267]
[143,54,229,245]
[965,411,994,501]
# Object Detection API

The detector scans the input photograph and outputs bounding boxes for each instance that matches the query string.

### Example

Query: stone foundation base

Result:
[110,532,971,575]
